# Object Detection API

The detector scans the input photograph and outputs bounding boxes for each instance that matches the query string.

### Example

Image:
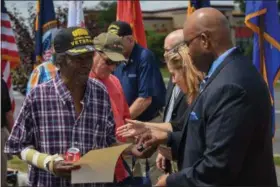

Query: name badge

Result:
[128,74,137,78]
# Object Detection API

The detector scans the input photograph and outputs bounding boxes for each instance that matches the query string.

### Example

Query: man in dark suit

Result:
[139,8,277,186]
[157,30,189,173]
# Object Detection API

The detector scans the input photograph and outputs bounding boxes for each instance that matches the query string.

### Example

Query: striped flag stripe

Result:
[1,48,20,57]
[2,27,16,36]
[1,34,16,43]
[1,20,12,28]
[1,41,19,51]
[1,0,20,113]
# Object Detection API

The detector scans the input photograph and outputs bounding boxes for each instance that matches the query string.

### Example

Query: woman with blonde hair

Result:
[164,43,204,105]
[116,43,204,137]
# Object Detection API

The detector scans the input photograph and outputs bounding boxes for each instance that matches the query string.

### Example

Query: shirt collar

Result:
[54,72,72,104]
[207,47,236,78]
[126,44,138,64]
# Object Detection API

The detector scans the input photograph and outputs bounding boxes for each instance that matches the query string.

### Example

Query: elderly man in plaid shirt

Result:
[4,27,126,187]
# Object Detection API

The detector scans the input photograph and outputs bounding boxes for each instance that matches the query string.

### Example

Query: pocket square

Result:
[190,111,199,120]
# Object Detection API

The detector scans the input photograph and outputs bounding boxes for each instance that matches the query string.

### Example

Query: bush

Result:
[146,30,166,67]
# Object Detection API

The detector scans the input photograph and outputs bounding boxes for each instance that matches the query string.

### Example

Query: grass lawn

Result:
[160,67,169,79]
[8,156,28,173]
[275,82,280,91]
[275,155,280,166]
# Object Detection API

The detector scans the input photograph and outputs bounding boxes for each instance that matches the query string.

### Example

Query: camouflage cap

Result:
[93,32,125,62]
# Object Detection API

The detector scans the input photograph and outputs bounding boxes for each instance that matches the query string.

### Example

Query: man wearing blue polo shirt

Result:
[108,21,166,185]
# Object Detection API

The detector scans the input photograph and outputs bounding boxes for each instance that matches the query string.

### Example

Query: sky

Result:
[5,1,236,19]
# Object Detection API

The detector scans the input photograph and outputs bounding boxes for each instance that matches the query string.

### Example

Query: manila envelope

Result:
[71,143,132,184]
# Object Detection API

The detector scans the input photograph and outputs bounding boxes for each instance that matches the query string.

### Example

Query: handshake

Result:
[117,119,170,159]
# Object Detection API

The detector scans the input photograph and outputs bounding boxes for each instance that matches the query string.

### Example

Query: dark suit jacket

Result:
[166,48,277,186]
[164,77,188,131]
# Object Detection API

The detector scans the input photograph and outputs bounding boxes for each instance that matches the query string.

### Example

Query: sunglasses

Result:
[97,52,122,66]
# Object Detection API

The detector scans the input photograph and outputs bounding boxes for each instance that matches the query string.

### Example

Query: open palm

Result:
[116,119,150,138]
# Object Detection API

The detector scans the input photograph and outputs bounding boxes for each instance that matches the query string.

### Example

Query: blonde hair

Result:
[164,44,205,104]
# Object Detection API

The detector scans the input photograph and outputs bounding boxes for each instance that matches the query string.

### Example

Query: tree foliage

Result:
[8,4,72,91]
[8,4,35,92]
[94,1,117,31]
[146,30,166,64]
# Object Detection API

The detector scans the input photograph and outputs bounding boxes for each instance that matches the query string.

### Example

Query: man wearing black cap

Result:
[5,27,116,187]
[108,21,166,185]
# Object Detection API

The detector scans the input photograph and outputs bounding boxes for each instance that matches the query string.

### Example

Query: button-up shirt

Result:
[113,44,166,121]
[200,47,236,92]
[5,73,116,187]
[89,72,130,182]
[164,85,180,122]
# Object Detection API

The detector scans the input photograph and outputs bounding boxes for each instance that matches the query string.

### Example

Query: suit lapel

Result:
[173,91,185,110]
[166,77,174,103]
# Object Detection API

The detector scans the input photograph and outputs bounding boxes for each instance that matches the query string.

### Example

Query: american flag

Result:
[1,0,20,112]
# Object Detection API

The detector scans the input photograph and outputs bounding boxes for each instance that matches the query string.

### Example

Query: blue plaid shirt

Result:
[5,73,116,187]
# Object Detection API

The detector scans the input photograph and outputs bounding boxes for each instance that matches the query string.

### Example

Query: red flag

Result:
[116,0,147,48]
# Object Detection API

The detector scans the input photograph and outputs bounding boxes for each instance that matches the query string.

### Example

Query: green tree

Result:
[94,1,117,31]
[234,0,245,13]
[146,30,166,66]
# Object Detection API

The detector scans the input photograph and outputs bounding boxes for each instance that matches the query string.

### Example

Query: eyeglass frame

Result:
[96,51,122,66]
[163,42,186,64]
[184,30,211,47]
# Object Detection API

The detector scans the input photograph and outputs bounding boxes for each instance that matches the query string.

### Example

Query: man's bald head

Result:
[164,29,184,52]
[184,8,231,39]
[183,7,233,73]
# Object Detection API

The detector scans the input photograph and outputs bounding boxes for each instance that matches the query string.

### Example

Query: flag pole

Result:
[258,14,276,138]
[258,15,265,74]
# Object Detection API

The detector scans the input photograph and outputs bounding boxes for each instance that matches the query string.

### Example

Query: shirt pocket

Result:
[128,73,137,78]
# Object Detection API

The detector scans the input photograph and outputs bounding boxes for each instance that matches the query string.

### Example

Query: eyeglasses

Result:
[185,31,210,47]
[185,34,201,47]
[164,42,186,55]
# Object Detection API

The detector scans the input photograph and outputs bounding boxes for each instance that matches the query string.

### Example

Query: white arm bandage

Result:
[20,147,64,173]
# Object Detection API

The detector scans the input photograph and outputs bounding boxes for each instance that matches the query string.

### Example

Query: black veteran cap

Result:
[54,27,94,56]
[93,32,125,61]
[107,21,133,37]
